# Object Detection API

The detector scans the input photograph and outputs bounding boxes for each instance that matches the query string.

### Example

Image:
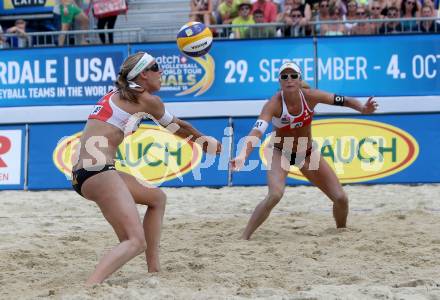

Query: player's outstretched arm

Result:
[307,89,378,114]
[230,99,275,171]
[145,95,221,154]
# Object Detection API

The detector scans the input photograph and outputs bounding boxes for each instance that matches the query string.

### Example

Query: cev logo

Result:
[259,119,419,183]
[53,124,203,184]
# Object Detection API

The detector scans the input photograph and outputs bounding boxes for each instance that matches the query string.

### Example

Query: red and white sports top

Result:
[88,90,143,135]
[272,89,314,130]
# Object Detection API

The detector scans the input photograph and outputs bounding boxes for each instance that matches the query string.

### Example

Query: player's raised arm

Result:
[230,98,276,171]
[306,89,378,114]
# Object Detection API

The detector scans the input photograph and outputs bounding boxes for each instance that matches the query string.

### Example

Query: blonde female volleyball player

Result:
[230,61,378,240]
[71,52,221,285]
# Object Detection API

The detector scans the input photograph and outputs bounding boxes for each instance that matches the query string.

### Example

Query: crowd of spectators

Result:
[0,0,438,49]
[0,0,126,48]
[191,0,440,38]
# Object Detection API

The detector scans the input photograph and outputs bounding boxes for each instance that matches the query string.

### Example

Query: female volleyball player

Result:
[230,61,378,240]
[72,52,221,284]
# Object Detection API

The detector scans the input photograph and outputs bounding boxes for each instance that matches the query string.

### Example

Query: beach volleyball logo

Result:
[176,21,213,57]
[259,119,419,183]
[156,53,215,97]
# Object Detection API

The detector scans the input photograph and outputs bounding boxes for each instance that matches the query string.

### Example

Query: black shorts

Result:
[71,164,116,196]
[274,146,313,165]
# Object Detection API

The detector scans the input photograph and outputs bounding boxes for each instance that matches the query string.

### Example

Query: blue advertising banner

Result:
[0,45,128,107]
[27,118,229,190]
[316,34,440,96]
[232,113,440,186]
[131,38,315,102]
[1,35,439,107]
[0,125,25,190]
[0,0,55,15]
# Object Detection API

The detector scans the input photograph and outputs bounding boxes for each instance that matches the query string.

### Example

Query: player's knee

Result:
[153,190,167,211]
[129,233,147,254]
[333,192,348,207]
[266,190,284,208]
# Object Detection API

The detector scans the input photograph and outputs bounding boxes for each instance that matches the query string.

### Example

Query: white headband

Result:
[126,52,155,80]
[279,62,302,76]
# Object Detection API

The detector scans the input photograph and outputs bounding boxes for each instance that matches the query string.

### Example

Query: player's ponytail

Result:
[114,52,145,103]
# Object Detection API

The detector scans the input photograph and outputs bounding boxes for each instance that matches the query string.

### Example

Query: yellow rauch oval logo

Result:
[259,118,419,183]
[53,124,202,184]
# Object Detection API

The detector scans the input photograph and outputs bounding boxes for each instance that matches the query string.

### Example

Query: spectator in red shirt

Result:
[252,0,278,22]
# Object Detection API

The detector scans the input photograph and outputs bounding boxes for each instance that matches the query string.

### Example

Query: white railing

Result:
[0,17,438,49]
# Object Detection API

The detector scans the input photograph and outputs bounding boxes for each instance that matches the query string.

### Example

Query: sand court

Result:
[1,184,440,299]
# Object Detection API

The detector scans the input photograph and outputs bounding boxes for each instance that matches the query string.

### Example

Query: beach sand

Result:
[1,184,440,299]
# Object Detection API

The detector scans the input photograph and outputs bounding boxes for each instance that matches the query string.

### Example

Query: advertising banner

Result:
[0,0,55,15]
[0,126,25,190]
[131,38,315,102]
[316,34,440,96]
[232,113,440,186]
[0,45,128,107]
[28,118,229,190]
[1,36,439,107]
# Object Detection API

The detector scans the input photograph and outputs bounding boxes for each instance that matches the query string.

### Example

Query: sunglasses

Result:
[406,1,415,4]
[280,73,300,80]
[356,11,366,15]
[372,6,381,9]
[145,62,160,72]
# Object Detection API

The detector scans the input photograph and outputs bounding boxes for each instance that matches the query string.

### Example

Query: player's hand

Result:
[199,136,221,154]
[230,155,246,171]
[361,97,378,114]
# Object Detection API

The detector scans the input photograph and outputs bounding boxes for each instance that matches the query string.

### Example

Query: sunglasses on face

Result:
[357,11,366,15]
[372,6,381,9]
[406,1,415,4]
[145,62,160,72]
[280,73,300,80]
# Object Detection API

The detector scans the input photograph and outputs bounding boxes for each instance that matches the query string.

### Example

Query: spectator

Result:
[418,4,437,31]
[369,0,385,32]
[283,8,307,36]
[53,0,62,32]
[379,6,402,33]
[345,0,358,32]
[6,19,29,48]
[249,9,277,37]
[321,4,345,35]
[351,6,376,34]
[0,24,5,49]
[422,0,438,16]
[232,1,255,38]
[252,0,278,22]
[59,0,89,46]
[313,0,331,35]
[218,0,238,23]
[93,0,126,44]
[375,0,402,16]
[400,0,420,31]
[190,0,214,25]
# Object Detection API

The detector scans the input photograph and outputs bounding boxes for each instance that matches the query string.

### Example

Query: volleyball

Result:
[176,21,213,57]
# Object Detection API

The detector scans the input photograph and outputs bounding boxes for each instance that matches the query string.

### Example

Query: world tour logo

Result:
[155,54,215,97]
[53,124,203,185]
[259,119,419,183]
